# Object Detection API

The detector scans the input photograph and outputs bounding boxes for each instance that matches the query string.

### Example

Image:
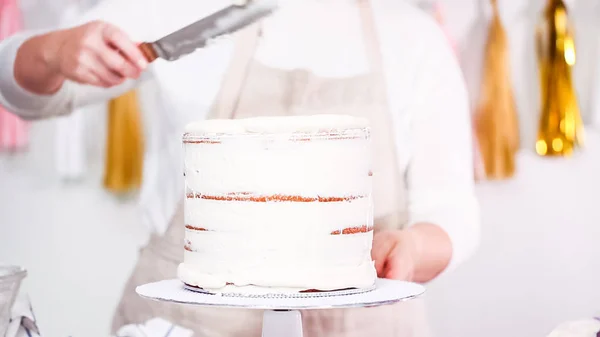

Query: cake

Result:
[177,114,376,294]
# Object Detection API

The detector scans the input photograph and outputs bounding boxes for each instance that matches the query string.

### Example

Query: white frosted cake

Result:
[177,115,376,294]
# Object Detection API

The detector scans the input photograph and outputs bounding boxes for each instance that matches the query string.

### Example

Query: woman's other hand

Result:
[372,229,419,281]
[14,21,148,95]
[371,223,453,283]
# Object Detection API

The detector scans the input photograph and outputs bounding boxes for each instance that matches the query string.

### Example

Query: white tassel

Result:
[510,0,545,149]
[55,109,86,180]
[573,0,600,126]
[459,0,490,116]
[590,42,600,129]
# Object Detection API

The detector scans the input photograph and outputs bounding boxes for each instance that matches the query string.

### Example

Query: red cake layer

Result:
[185,225,209,231]
[185,224,372,235]
[330,225,374,235]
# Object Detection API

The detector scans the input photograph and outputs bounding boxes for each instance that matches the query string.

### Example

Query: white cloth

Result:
[115,318,193,337]
[4,294,40,337]
[4,296,193,337]
[0,0,480,270]
[546,319,600,337]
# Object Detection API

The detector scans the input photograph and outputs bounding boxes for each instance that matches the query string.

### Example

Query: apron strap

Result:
[209,23,262,120]
[358,1,409,229]
[358,0,385,74]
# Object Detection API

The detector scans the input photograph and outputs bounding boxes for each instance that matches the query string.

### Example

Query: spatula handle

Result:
[138,42,158,63]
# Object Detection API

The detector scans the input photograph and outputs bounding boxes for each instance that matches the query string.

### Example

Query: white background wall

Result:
[2,1,600,337]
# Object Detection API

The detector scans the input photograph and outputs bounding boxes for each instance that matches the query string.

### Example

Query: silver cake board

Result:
[136,278,426,337]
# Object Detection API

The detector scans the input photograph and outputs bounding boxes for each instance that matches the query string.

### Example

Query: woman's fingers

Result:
[73,65,104,87]
[101,24,148,70]
[383,246,405,280]
[71,50,105,86]
[75,49,123,87]
[81,71,105,88]
[96,45,140,79]
[90,59,126,87]
[371,231,396,277]
[51,21,146,87]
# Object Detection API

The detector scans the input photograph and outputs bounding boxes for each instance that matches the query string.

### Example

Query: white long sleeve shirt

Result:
[0,0,480,271]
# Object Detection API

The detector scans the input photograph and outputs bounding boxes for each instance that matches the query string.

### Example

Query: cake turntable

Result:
[136,278,426,337]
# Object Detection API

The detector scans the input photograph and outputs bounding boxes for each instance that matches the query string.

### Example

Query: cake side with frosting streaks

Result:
[179,115,376,294]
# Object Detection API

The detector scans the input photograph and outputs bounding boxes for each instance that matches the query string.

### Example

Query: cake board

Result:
[136,278,426,337]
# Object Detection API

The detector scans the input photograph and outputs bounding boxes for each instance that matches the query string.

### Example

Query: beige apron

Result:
[112,1,431,336]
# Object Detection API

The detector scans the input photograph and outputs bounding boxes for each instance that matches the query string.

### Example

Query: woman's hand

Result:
[46,21,148,87]
[371,223,453,283]
[372,229,419,281]
[15,21,148,95]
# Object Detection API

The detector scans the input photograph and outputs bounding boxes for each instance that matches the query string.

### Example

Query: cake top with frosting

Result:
[185,115,370,135]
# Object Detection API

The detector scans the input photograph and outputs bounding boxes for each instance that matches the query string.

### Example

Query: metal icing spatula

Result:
[138,0,279,62]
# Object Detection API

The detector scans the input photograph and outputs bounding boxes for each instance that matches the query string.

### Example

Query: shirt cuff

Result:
[0,32,72,120]
[407,192,481,276]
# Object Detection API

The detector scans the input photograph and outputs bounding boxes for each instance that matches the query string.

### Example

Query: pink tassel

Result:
[0,0,29,152]
[431,3,458,53]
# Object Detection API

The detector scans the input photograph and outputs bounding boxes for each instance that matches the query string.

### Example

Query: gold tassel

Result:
[535,0,584,157]
[103,90,144,194]
[475,0,520,179]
